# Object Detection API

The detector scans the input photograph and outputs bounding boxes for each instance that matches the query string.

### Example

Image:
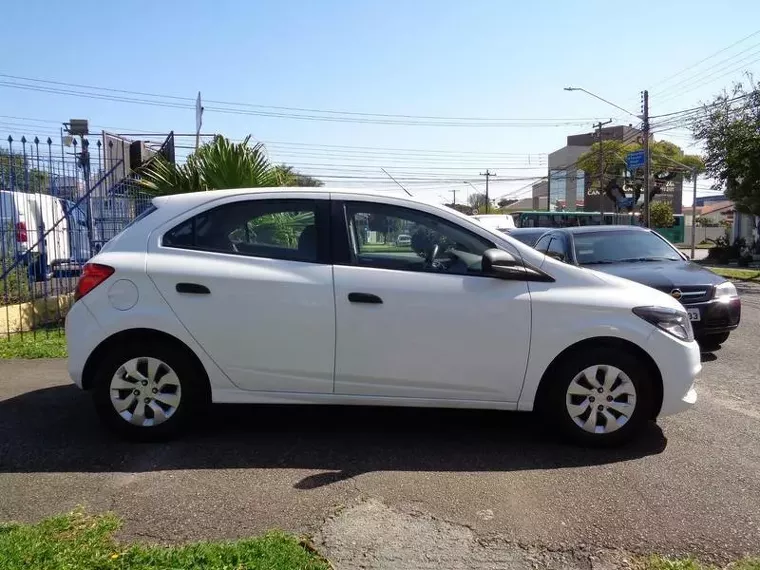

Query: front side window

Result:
[343,202,494,275]
[534,234,552,253]
[163,199,322,263]
[547,237,567,261]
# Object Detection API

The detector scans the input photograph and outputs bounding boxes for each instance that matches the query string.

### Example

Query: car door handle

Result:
[348,292,383,304]
[176,282,210,295]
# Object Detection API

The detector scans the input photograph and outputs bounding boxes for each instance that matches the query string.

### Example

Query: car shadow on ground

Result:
[0,385,667,488]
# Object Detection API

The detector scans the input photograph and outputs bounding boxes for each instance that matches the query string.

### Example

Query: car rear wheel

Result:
[542,348,655,446]
[92,343,207,440]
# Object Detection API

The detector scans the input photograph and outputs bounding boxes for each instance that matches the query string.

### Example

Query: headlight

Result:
[633,306,694,342]
[713,281,738,300]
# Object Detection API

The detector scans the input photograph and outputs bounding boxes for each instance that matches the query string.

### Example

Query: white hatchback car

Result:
[66,188,700,445]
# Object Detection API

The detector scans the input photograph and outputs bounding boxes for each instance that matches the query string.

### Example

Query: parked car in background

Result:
[504,227,551,247]
[0,190,91,277]
[471,214,515,234]
[395,233,412,247]
[533,226,741,348]
[66,188,700,446]
[0,190,32,262]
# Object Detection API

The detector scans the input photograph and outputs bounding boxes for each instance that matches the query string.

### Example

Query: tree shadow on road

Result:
[0,385,667,488]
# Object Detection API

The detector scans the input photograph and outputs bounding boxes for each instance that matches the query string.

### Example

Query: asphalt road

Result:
[1,290,759,564]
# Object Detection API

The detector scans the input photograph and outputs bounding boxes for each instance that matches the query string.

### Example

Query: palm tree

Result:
[139,135,294,196]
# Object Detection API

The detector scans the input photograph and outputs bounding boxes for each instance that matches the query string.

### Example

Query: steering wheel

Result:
[425,243,442,270]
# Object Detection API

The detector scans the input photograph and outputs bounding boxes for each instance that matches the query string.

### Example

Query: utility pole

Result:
[691,168,698,260]
[449,189,457,205]
[595,119,613,220]
[480,170,495,213]
[642,90,650,227]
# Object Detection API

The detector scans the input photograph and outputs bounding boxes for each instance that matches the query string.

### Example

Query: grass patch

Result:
[0,328,67,359]
[637,555,760,569]
[708,267,760,281]
[0,509,331,570]
[360,244,413,253]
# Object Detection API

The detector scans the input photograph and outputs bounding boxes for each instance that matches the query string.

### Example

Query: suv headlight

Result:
[713,281,738,300]
[633,306,694,342]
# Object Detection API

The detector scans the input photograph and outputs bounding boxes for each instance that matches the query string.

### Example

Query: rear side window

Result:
[162,199,325,263]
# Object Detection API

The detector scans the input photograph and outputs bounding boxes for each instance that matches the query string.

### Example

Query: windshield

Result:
[573,230,682,264]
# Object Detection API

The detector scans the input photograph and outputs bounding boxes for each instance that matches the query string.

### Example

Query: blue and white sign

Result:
[625,150,646,171]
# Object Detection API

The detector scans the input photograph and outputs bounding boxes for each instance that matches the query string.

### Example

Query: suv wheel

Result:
[92,343,207,440]
[542,348,655,446]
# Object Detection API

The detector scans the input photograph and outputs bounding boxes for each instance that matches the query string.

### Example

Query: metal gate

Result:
[0,132,152,339]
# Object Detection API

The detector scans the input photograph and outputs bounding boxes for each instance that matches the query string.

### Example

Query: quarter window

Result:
[163,199,323,263]
[342,202,495,275]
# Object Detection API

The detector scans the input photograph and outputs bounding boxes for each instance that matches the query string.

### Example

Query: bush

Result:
[0,259,30,305]
[649,202,675,228]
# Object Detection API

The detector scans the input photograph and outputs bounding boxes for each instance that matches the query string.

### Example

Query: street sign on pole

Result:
[625,150,646,171]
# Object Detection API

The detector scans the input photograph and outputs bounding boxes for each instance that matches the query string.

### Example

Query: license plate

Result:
[687,308,701,321]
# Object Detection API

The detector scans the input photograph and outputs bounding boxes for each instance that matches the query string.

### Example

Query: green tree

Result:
[0,148,50,193]
[576,139,703,202]
[139,136,320,195]
[498,198,518,209]
[468,192,489,211]
[692,79,760,215]
[695,216,710,227]
[273,165,324,187]
[649,201,675,228]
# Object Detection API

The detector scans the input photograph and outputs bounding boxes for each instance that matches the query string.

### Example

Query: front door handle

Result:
[176,282,210,295]
[348,292,383,304]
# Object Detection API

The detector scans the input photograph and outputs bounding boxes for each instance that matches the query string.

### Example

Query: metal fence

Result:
[0,132,153,340]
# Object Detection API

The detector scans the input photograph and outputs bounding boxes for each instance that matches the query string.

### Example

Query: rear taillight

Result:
[15,221,27,243]
[75,263,115,300]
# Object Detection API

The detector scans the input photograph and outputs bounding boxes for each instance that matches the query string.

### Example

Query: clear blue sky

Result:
[3,0,760,203]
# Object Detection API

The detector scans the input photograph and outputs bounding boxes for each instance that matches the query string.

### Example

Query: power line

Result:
[648,28,760,91]
[0,74,612,128]
[652,41,760,99]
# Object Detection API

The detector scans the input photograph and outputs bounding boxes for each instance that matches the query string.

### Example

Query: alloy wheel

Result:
[565,365,637,434]
[109,357,182,427]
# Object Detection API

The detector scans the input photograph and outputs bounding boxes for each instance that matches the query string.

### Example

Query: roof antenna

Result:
[381,168,413,196]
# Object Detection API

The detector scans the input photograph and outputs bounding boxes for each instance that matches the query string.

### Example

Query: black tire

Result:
[699,332,730,350]
[540,347,656,447]
[91,342,209,441]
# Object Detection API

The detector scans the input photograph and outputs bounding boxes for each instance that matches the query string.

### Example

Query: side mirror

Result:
[482,249,524,279]
[482,248,555,282]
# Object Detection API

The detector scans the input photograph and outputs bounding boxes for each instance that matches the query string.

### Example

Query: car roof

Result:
[550,225,650,234]
[152,186,412,209]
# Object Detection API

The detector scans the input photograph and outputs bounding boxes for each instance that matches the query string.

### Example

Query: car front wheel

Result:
[542,348,655,446]
[92,343,207,440]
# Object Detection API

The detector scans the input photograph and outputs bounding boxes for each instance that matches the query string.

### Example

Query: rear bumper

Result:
[64,300,103,389]
[646,329,701,417]
[687,297,741,338]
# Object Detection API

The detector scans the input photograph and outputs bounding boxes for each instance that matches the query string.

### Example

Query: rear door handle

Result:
[176,282,210,295]
[348,292,383,304]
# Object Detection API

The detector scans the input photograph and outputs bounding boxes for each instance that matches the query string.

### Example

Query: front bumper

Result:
[685,297,741,338]
[645,328,701,417]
